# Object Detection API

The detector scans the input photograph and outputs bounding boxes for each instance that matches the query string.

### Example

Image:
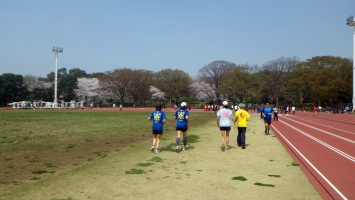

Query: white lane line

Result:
[288,116,354,135]
[279,120,355,163]
[282,117,355,144]
[272,125,348,200]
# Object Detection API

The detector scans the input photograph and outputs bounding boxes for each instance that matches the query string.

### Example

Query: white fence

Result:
[8,101,84,109]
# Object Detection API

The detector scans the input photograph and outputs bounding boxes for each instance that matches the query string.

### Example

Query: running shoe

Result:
[155,148,160,154]
[182,146,186,151]
[221,145,225,152]
[175,146,180,152]
[150,146,155,151]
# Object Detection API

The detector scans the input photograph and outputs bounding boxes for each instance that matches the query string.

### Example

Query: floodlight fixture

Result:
[346,15,355,26]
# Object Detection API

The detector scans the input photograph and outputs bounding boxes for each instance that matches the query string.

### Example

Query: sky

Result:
[0,0,354,77]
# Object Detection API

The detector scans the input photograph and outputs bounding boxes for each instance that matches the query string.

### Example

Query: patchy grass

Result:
[180,161,187,164]
[149,156,163,162]
[32,170,48,175]
[231,176,247,181]
[125,169,146,174]
[187,134,200,143]
[137,162,154,167]
[160,143,177,152]
[254,182,275,187]
[291,161,299,166]
[30,177,40,181]
[268,175,281,178]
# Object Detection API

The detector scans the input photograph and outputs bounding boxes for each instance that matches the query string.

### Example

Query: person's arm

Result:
[162,113,166,124]
[233,112,238,127]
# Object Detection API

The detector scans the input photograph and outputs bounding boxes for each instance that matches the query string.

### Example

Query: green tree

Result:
[0,73,27,106]
[154,69,191,106]
[198,60,236,100]
[127,70,153,106]
[68,68,87,78]
[220,65,259,103]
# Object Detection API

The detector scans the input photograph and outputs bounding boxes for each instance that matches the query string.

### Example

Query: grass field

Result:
[0,110,211,188]
[0,110,321,200]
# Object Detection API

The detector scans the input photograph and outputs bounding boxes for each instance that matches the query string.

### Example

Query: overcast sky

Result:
[0,0,354,77]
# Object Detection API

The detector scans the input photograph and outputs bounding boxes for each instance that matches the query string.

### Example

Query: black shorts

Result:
[152,130,163,135]
[220,126,231,131]
[176,128,188,132]
[264,118,271,125]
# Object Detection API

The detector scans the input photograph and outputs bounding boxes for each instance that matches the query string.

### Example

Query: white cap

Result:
[181,102,187,107]
[222,101,228,106]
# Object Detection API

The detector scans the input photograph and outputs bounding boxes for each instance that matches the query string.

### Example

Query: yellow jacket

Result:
[235,109,250,127]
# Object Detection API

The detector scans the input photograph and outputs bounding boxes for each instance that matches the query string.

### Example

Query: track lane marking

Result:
[279,120,355,163]
[289,116,354,135]
[281,117,355,144]
[272,125,348,200]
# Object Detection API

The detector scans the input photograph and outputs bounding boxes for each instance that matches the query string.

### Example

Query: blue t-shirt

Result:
[174,109,189,129]
[149,111,166,132]
[263,107,273,121]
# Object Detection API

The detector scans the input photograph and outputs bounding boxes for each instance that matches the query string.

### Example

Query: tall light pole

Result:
[346,16,355,111]
[52,47,63,106]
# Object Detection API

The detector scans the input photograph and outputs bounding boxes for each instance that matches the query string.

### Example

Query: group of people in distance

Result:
[148,100,252,153]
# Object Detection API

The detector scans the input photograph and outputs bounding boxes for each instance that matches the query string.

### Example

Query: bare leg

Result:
[220,131,226,151]
[225,130,230,149]
[155,134,160,150]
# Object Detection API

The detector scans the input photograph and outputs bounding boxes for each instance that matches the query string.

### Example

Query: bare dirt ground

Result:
[1,114,321,200]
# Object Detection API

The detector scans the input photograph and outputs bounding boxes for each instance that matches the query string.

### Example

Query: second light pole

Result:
[52,46,63,107]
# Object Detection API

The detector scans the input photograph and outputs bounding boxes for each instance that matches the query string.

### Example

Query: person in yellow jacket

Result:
[234,105,250,149]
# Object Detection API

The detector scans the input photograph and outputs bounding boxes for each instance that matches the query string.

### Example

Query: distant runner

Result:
[217,101,233,151]
[263,102,273,135]
[174,102,189,152]
[234,104,250,149]
[148,104,166,153]
[273,105,279,121]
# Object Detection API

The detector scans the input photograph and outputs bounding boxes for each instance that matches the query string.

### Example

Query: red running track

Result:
[271,113,355,200]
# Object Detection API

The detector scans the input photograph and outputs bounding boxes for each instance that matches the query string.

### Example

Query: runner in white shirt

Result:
[217,100,233,151]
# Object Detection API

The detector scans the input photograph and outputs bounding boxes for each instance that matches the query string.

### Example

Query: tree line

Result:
[0,56,352,108]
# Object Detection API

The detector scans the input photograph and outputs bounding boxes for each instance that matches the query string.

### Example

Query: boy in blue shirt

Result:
[263,102,273,135]
[148,104,166,153]
[174,102,189,152]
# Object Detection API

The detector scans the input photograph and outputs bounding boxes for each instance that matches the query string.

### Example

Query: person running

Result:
[217,101,233,151]
[174,102,189,152]
[273,105,279,121]
[292,106,296,115]
[263,102,273,135]
[148,104,167,153]
[234,104,250,149]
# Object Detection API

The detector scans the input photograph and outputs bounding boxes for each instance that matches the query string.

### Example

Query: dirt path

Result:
[2,115,321,200]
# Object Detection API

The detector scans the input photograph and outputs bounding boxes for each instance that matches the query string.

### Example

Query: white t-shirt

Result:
[217,108,233,127]
[292,106,295,111]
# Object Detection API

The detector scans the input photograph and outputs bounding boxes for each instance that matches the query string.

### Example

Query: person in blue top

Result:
[174,102,189,152]
[148,103,166,153]
[263,102,273,135]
